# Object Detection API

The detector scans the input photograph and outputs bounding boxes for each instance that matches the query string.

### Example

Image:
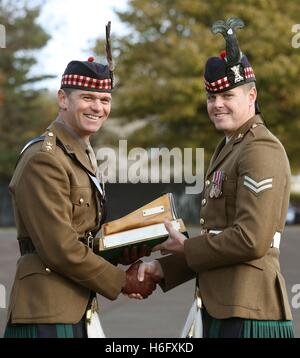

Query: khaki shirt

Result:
[8,121,125,324]
[159,115,292,320]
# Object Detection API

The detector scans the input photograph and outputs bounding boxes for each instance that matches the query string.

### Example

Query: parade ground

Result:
[0,226,299,338]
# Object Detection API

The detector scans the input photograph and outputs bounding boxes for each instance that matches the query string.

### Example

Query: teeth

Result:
[85,114,99,120]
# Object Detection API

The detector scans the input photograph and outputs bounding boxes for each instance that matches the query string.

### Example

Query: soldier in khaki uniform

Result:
[135,18,294,338]
[4,25,158,338]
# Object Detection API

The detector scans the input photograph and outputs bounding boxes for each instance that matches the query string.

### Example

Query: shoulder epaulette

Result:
[41,131,56,154]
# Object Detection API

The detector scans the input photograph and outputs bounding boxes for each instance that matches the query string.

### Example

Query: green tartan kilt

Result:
[3,317,87,338]
[202,309,294,338]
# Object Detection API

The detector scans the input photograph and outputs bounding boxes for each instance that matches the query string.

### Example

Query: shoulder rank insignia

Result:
[45,141,54,151]
[243,175,273,194]
[210,170,224,198]
[41,131,56,154]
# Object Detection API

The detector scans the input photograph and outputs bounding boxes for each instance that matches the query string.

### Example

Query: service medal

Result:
[214,186,222,198]
[211,170,224,198]
[209,185,216,198]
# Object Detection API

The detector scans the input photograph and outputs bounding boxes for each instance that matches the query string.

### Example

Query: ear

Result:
[57,89,68,110]
[248,86,257,107]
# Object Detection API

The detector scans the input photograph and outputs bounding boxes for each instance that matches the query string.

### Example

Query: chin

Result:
[84,124,102,133]
[213,123,226,131]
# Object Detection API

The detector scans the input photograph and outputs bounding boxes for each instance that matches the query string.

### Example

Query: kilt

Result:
[3,316,87,338]
[202,309,294,338]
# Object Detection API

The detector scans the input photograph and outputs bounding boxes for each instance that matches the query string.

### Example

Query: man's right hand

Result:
[122,260,161,299]
[127,260,164,300]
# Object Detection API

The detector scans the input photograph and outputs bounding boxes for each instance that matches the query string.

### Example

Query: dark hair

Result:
[61,88,75,97]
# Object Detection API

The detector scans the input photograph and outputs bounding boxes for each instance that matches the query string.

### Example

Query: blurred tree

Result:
[0,0,55,179]
[94,0,300,171]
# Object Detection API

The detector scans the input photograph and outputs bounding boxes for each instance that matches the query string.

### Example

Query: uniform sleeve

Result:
[14,151,125,300]
[157,254,196,292]
[184,135,290,272]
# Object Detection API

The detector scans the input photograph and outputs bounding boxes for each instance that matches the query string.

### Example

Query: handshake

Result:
[119,218,185,299]
[121,260,162,299]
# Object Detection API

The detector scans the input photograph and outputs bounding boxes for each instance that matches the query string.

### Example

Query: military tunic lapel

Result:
[207,138,234,177]
[49,121,95,174]
[206,115,264,177]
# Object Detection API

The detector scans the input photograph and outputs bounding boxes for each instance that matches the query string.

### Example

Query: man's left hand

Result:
[118,244,152,265]
[152,219,186,255]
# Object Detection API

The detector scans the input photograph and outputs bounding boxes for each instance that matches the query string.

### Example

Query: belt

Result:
[19,238,36,256]
[201,230,281,249]
[18,233,96,256]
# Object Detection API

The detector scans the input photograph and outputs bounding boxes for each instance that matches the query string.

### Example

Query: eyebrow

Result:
[80,93,111,100]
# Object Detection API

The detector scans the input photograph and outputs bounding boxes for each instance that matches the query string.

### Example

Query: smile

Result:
[214,113,230,119]
[84,114,100,120]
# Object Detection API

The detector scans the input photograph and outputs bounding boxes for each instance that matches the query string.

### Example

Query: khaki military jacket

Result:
[8,121,125,324]
[159,115,292,320]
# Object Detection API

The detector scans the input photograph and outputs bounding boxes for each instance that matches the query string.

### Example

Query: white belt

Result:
[208,230,281,249]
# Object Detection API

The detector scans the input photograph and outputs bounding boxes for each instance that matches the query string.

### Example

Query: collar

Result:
[46,120,94,173]
[206,115,264,177]
[232,114,264,144]
[54,117,90,150]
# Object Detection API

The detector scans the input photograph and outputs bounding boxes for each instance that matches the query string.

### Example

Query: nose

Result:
[214,95,224,108]
[90,99,103,113]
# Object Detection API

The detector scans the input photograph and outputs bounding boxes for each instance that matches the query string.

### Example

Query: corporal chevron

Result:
[243,175,273,194]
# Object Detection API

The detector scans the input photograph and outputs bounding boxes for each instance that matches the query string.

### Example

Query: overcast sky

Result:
[33,0,128,90]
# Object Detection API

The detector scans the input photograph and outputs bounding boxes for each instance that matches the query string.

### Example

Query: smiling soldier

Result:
[136,18,294,338]
[3,23,158,338]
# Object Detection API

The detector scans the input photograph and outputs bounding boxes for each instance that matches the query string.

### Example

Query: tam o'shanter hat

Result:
[204,18,256,93]
[61,22,114,93]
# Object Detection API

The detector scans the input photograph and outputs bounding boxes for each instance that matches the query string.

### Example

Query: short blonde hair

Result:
[242,81,256,93]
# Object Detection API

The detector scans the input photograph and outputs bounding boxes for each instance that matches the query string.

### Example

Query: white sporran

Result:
[86,297,106,338]
[180,295,203,338]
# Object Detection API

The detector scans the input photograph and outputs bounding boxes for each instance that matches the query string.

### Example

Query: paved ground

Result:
[0,226,299,338]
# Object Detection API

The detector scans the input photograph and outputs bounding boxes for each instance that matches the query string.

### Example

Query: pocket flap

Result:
[70,187,92,206]
[17,254,48,279]
[244,257,265,270]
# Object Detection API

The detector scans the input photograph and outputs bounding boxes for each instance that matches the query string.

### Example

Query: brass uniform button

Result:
[79,198,84,205]
[45,268,51,273]
[205,180,210,187]
[48,132,54,137]
[200,218,205,225]
[202,198,207,206]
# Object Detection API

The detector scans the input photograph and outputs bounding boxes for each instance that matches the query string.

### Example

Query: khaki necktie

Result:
[86,145,98,173]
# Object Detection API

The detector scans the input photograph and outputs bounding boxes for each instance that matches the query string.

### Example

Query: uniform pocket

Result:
[70,187,93,227]
[203,196,227,228]
[222,179,237,197]
[14,254,79,319]
[228,263,264,310]
[243,257,265,271]
[17,254,48,279]
[223,180,237,226]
